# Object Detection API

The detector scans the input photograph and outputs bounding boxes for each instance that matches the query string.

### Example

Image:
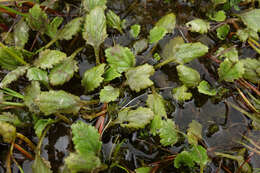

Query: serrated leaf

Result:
[159,119,179,146]
[49,58,78,86]
[197,80,217,96]
[135,167,152,173]
[130,24,141,38]
[34,49,67,69]
[0,66,28,88]
[240,9,260,32]
[190,145,208,166]
[236,28,259,42]
[14,18,29,48]
[71,121,101,156]
[34,118,56,138]
[0,47,24,70]
[0,112,24,127]
[32,154,52,173]
[24,81,41,113]
[217,24,230,40]
[100,86,120,103]
[177,65,200,88]
[114,107,154,129]
[0,121,16,143]
[106,10,123,33]
[125,64,155,92]
[46,16,63,39]
[133,39,148,55]
[27,67,49,85]
[218,59,244,82]
[150,114,163,135]
[216,46,238,62]
[36,90,81,115]
[149,26,167,44]
[146,92,167,118]
[155,13,176,33]
[174,151,195,168]
[172,85,192,102]
[104,67,121,82]
[105,45,135,73]
[82,0,107,12]
[59,17,83,40]
[241,58,260,84]
[208,10,226,22]
[186,19,210,34]
[187,120,202,145]
[81,63,105,92]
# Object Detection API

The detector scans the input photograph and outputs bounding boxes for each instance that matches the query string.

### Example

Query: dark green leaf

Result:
[0,112,24,127]
[0,122,16,143]
[59,17,83,40]
[217,24,230,40]
[32,154,52,173]
[159,119,179,146]
[14,18,29,48]
[34,118,56,138]
[197,80,217,96]
[0,47,24,70]
[172,85,192,102]
[103,67,121,82]
[177,65,200,88]
[218,59,244,82]
[174,151,195,168]
[106,10,123,33]
[0,66,28,88]
[46,16,63,39]
[100,86,120,103]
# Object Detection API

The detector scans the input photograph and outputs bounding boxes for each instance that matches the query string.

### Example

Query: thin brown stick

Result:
[14,143,34,160]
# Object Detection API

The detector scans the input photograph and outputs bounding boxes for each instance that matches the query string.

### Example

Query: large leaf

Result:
[114,107,154,129]
[0,112,24,127]
[46,16,63,39]
[187,120,202,145]
[174,151,195,168]
[177,65,200,88]
[218,59,244,82]
[49,58,78,86]
[146,92,167,118]
[106,10,123,33]
[26,67,49,85]
[14,18,29,48]
[155,13,176,33]
[172,85,192,102]
[186,19,210,34]
[34,49,67,69]
[36,90,81,115]
[59,17,83,40]
[105,45,135,73]
[0,122,16,143]
[32,154,52,173]
[197,80,217,96]
[125,64,155,92]
[81,63,105,92]
[24,81,41,113]
[34,118,56,138]
[0,66,28,88]
[240,9,260,32]
[149,26,167,44]
[0,47,24,70]
[82,0,107,12]
[240,58,260,84]
[190,145,208,167]
[71,121,102,157]
[99,86,120,103]
[159,119,179,146]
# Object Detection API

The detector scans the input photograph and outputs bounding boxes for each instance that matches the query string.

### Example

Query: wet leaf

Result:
[190,145,208,166]
[0,121,16,143]
[172,85,192,102]
[197,80,217,96]
[217,24,230,40]
[81,63,105,92]
[46,16,63,39]
[105,45,135,73]
[130,24,141,38]
[49,58,78,86]
[24,81,41,113]
[106,10,123,33]
[103,67,121,82]
[100,85,120,103]
[114,107,154,129]
[240,58,260,84]
[14,18,29,48]
[186,19,210,34]
[174,151,195,168]
[155,13,176,33]
[149,26,167,44]
[0,47,24,70]
[59,17,83,40]
[236,28,259,42]
[82,0,107,12]
[240,9,260,32]
[208,10,226,22]
[32,154,52,173]
[177,65,200,88]
[161,36,184,59]
[27,67,48,85]
[125,64,155,92]
[36,90,81,115]
[187,120,202,145]
[0,66,28,88]
[218,59,244,82]
[34,49,67,69]
[34,118,56,138]
[216,46,238,62]
[135,167,152,173]
[150,114,163,135]
[133,39,148,55]
[146,92,167,118]
[0,112,24,127]
[159,119,179,146]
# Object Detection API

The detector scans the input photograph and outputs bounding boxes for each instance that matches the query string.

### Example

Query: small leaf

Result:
[190,145,208,166]
[36,90,81,115]
[24,81,41,113]
[34,49,67,69]
[14,18,29,48]
[59,17,83,40]
[216,46,238,62]
[106,10,123,33]
[216,24,230,40]
[0,66,28,88]
[114,107,154,129]
[174,151,195,168]
[125,64,155,92]
[240,58,260,84]
[133,39,148,55]
[27,67,49,85]
[218,59,244,82]
[34,118,56,138]
[186,19,210,34]
[0,112,24,127]
[172,85,192,102]
[130,24,141,38]
[149,26,167,44]
[187,120,202,145]
[240,9,260,32]
[105,45,135,73]
[104,67,121,82]
[49,58,78,86]
[46,16,63,39]
[100,86,120,103]
[155,13,176,33]
[82,0,107,12]
[81,63,105,92]
[32,154,52,173]
[150,114,163,135]
[135,167,152,173]
[159,119,179,146]
[197,80,217,96]
[0,47,24,70]
[208,10,226,22]
[236,28,259,42]
[177,65,200,88]
[146,92,167,118]
[0,122,16,143]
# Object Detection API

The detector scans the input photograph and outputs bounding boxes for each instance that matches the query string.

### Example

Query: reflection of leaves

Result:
[197,80,217,96]
[172,85,192,102]
[159,119,179,146]
[187,120,202,145]
[0,66,28,88]
[177,65,200,88]
[218,59,244,82]
[240,9,260,32]
[186,19,210,34]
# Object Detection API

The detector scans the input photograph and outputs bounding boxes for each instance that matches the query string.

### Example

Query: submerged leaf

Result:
[161,36,184,60]
[130,24,141,38]
[133,39,148,55]
[240,9,260,32]
[197,80,217,96]
[159,119,179,146]
[0,121,16,143]
[27,67,49,85]
[177,65,200,88]
[100,86,120,103]
[0,112,24,127]
[106,10,123,33]
[186,19,210,34]
[174,151,195,168]
[32,154,52,173]
[24,81,41,113]
[34,118,56,138]
[187,120,202,145]
[82,0,107,12]
[59,17,83,40]
[14,18,29,48]
[218,59,244,82]
[155,13,176,33]
[172,85,192,102]
[149,26,167,44]
[0,66,28,88]
[46,16,63,39]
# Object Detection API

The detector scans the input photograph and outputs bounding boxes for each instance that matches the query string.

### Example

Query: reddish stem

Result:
[14,143,34,160]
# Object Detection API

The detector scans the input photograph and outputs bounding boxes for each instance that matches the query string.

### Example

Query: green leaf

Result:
[24,81,41,113]
[155,13,176,33]
[130,24,141,38]
[240,58,260,84]
[149,26,167,44]
[172,85,192,102]
[27,67,49,85]
[186,19,210,34]
[103,67,121,82]
[125,64,155,92]
[0,66,28,88]
[46,16,63,39]
[106,10,123,33]
[190,145,208,166]
[159,119,179,146]
[208,10,226,22]
[174,151,195,168]
[14,18,29,48]
[105,45,135,73]
[150,114,163,135]
[177,65,200,88]
[236,28,259,42]
[59,17,83,40]
[161,36,185,59]
[49,58,78,86]
[0,121,16,143]
[71,121,101,156]
[240,9,260,32]
[34,49,67,69]
[135,167,152,173]
[36,90,81,115]
[187,120,202,145]
[216,46,238,62]
[32,154,52,173]
[213,0,227,6]
[197,80,217,96]
[81,63,105,92]
[0,112,24,127]
[218,59,244,82]
[216,24,230,40]
[100,86,120,103]
[114,107,154,129]
[0,47,24,70]
[34,118,56,138]
[146,92,167,118]
[26,4,49,33]
[82,0,107,12]
[133,39,148,55]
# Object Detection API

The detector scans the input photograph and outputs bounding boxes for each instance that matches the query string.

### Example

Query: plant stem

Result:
[94,46,100,64]
[55,113,72,124]
[70,47,84,59]
[2,101,25,107]
[16,133,36,151]
[248,38,260,54]
[14,143,34,160]
[35,37,59,54]
[154,58,174,69]
[0,4,28,17]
